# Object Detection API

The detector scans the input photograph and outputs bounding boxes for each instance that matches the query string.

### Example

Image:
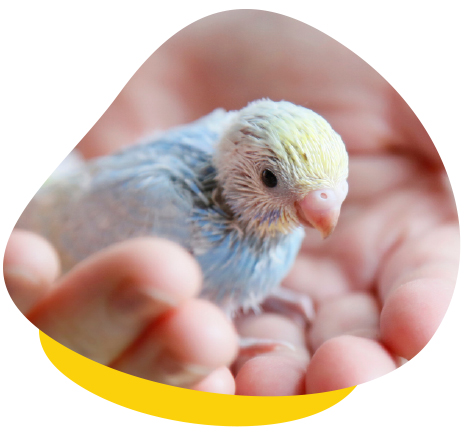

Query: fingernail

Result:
[4,266,41,285]
[109,284,179,320]
[4,266,44,313]
[155,352,213,387]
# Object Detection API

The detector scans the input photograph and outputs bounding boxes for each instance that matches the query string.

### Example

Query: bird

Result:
[17,99,349,318]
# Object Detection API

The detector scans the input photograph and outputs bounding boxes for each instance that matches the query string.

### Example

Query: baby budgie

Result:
[17,99,349,317]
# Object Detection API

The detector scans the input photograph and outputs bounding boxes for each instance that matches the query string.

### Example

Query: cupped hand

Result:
[5,233,238,394]
[5,10,459,395]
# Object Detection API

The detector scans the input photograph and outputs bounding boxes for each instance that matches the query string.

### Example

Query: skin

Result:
[4,11,459,395]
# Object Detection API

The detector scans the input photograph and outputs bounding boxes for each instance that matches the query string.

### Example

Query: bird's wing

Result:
[136,108,234,153]
[17,109,233,271]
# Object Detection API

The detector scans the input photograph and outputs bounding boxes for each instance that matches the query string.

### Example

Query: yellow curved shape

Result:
[40,331,355,426]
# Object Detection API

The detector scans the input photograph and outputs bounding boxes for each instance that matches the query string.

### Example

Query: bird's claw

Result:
[238,337,296,358]
[261,286,316,326]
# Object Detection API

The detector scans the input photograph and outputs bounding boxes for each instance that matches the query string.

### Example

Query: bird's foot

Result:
[238,337,296,358]
[261,286,315,326]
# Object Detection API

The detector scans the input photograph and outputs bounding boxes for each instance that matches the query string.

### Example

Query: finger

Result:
[308,293,380,352]
[389,89,443,169]
[301,177,456,292]
[28,238,202,365]
[346,154,421,203]
[378,224,458,360]
[112,300,238,389]
[283,255,351,304]
[306,336,398,393]
[378,224,459,301]
[234,313,309,396]
[77,43,197,159]
[235,354,307,396]
[234,313,309,369]
[191,367,236,394]
[326,110,399,157]
[4,230,60,314]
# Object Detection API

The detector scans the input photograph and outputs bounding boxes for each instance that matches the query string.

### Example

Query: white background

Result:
[1,1,463,433]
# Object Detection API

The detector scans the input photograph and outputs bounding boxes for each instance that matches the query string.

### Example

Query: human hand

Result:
[4,232,238,393]
[80,11,458,394]
[5,10,458,396]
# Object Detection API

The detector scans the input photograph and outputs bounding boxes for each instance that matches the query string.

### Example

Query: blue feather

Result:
[17,108,306,315]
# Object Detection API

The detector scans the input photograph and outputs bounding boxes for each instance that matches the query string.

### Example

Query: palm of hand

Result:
[232,134,456,395]
[6,11,458,395]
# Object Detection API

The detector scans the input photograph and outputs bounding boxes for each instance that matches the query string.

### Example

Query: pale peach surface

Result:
[4,11,458,395]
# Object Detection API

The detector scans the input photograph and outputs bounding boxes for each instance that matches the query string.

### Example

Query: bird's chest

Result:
[192,223,305,316]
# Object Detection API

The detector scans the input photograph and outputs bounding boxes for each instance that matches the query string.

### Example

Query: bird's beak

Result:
[295,180,348,239]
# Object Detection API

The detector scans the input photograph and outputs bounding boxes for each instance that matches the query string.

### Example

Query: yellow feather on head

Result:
[214,99,349,236]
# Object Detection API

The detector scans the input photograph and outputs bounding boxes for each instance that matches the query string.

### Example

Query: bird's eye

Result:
[261,169,278,188]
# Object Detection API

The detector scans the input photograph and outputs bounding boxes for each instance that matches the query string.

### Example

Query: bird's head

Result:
[214,99,349,238]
